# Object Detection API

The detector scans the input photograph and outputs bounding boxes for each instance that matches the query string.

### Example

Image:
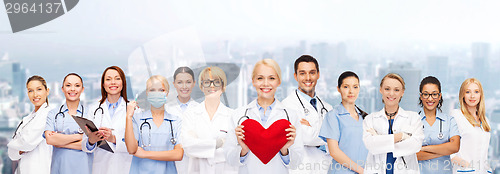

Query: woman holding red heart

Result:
[224,59,304,174]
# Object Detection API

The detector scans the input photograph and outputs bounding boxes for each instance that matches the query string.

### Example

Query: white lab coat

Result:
[224,99,305,174]
[181,101,238,174]
[82,98,133,174]
[166,98,199,174]
[166,98,199,120]
[282,90,333,174]
[8,103,53,174]
[450,109,491,174]
[362,107,424,174]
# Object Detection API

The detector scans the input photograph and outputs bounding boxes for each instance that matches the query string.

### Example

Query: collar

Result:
[297,89,316,101]
[177,97,190,106]
[256,99,277,111]
[33,103,49,114]
[335,103,362,116]
[140,110,178,121]
[374,107,407,118]
[106,96,122,109]
[419,109,446,122]
[61,102,84,114]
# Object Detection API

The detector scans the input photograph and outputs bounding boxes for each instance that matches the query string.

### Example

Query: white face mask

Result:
[147,92,167,108]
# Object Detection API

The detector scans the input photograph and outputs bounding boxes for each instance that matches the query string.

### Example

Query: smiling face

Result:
[464,83,481,108]
[294,62,319,97]
[201,77,223,97]
[380,78,404,107]
[174,72,195,99]
[420,84,441,112]
[252,65,281,100]
[62,75,84,102]
[27,80,49,108]
[338,76,359,105]
[103,69,123,97]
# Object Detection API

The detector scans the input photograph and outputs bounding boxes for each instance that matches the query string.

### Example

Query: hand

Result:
[216,137,224,149]
[86,126,105,145]
[300,118,311,127]
[127,101,138,118]
[366,128,378,136]
[235,125,249,156]
[19,151,25,155]
[134,147,148,158]
[281,124,296,155]
[46,131,57,137]
[100,127,115,143]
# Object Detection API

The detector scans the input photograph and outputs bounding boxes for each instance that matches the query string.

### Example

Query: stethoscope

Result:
[140,117,176,147]
[295,90,327,116]
[12,105,49,138]
[55,104,84,133]
[237,108,289,125]
[419,111,444,140]
[93,102,126,127]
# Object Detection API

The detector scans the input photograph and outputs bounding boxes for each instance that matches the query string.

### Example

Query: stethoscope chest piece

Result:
[437,132,444,140]
[304,108,310,115]
[170,137,176,145]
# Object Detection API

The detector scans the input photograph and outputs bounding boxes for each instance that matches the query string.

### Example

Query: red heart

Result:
[242,119,290,164]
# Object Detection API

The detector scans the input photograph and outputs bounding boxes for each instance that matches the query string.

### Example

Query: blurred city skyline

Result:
[1,1,500,173]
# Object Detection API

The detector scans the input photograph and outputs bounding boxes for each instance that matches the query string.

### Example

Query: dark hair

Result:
[337,71,368,119]
[26,75,49,105]
[173,66,195,81]
[99,66,128,104]
[418,76,443,112]
[62,73,83,87]
[294,55,319,74]
[337,71,359,88]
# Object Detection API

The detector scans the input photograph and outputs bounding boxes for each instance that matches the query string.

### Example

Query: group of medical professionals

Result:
[6,55,492,174]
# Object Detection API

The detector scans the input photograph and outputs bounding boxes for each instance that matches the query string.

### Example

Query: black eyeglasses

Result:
[201,79,223,88]
[420,92,441,99]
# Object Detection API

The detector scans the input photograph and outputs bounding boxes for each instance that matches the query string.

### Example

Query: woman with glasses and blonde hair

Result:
[450,78,491,173]
[8,75,54,174]
[225,59,304,174]
[362,73,424,174]
[416,76,460,174]
[125,75,184,174]
[180,66,237,174]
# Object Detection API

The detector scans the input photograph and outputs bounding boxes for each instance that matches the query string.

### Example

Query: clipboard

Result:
[71,116,114,153]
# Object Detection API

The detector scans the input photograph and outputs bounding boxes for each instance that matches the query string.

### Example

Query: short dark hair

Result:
[337,71,359,88]
[418,76,443,112]
[294,55,319,74]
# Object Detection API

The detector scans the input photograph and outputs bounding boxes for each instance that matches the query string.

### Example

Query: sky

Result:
[1,0,500,81]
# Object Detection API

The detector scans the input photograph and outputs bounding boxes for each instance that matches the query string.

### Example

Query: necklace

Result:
[385,107,399,118]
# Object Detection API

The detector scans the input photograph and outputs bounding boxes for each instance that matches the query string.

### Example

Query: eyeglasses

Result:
[201,79,223,88]
[420,92,441,99]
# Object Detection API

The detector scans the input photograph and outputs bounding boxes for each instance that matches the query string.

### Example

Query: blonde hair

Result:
[146,75,169,93]
[252,59,282,82]
[380,73,405,90]
[459,78,490,132]
[198,66,227,92]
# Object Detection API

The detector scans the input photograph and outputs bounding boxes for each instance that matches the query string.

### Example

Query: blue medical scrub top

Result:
[418,110,460,174]
[319,104,368,174]
[44,103,93,174]
[129,110,181,174]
